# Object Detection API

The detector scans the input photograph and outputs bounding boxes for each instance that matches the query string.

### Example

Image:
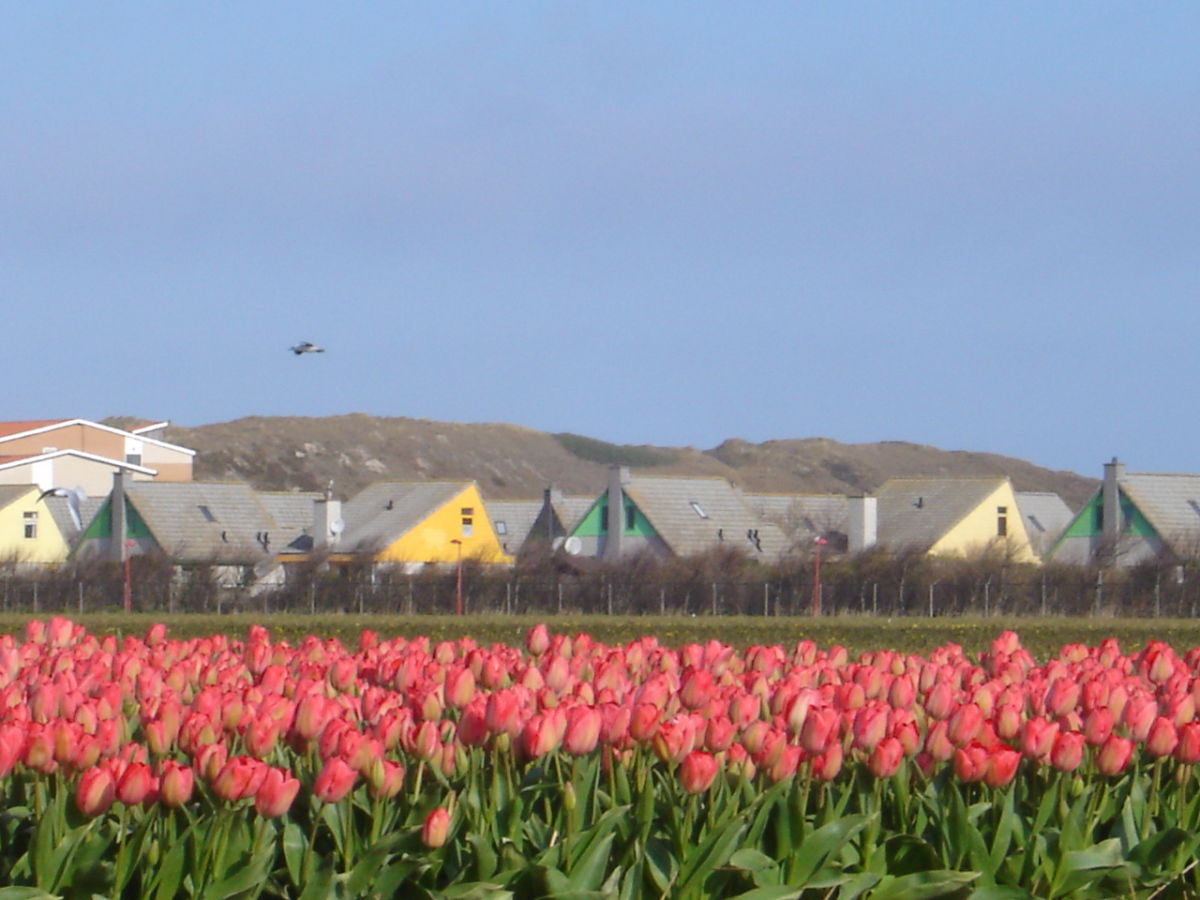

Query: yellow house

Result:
[875,477,1038,563]
[327,481,513,567]
[0,485,72,565]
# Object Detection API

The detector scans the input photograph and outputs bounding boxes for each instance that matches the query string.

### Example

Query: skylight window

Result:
[198,505,216,522]
[689,501,708,519]
[1189,500,1200,519]
[1028,515,1046,533]
[495,521,507,535]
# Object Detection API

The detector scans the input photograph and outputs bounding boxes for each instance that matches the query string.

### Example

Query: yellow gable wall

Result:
[376,484,514,565]
[927,482,1037,563]
[0,489,70,564]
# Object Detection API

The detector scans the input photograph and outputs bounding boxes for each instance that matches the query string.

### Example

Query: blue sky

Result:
[3,4,1197,478]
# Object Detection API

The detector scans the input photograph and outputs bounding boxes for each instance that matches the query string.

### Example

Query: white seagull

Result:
[37,485,88,531]
[289,341,325,355]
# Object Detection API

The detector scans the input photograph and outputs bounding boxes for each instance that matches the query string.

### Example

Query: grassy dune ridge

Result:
[6,613,1200,659]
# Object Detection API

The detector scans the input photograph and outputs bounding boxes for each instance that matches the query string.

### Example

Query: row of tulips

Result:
[0,617,1199,897]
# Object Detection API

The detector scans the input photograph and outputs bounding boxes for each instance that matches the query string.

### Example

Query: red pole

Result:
[812,537,827,617]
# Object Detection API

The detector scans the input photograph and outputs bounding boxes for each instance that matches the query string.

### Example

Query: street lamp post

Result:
[450,539,464,616]
[812,536,828,617]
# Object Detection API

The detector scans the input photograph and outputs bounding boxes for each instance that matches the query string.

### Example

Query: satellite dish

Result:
[564,536,583,556]
[551,536,565,551]
[329,518,345,536]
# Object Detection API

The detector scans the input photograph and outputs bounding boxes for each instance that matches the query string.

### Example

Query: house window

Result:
[997,506,1007,537]
[198,505,217,522]
[461,508,474,538]
[625,503,636,531]
[598,505,608,532]
[23,511,37,539]
[126,453,142,466]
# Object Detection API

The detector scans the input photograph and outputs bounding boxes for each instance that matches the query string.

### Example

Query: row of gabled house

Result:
[1,418,1199,583]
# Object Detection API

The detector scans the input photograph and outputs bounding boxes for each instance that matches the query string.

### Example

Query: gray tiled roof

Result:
[622,476,790,560]
[745,493,849,537]
[1121,473,1200,553]
[339,482,472,554]
[875,477,1008,552]
[42,495,106,543]
[258,491,322,548]
[1014,491,1074,556]
[125,481,278,564]
[486,500,543,557]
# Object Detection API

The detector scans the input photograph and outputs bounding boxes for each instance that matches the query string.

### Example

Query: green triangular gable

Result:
[571,496,657,539]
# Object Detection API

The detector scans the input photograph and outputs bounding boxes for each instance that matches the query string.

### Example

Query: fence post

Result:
[78,581,84,616]
[928,582,935,617]
[711,582,717,616]
[310,582,316,615]
[660,587,666,616]
[558,582,563,614]
[764,583,770,617]
[1094,570,1104,616]
[607,583,613,616]
[1040,574,1047,616]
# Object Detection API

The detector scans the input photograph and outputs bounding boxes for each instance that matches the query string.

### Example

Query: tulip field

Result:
[5,619,1200,898]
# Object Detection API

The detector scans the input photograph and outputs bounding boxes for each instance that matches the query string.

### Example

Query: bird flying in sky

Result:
[37,485,88,530]
[289,341,325,355]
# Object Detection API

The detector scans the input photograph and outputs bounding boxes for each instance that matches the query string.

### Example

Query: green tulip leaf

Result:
[865,868,979,900]
[725,886,805,900]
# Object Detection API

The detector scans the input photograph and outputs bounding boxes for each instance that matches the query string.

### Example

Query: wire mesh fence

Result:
[3,553,1200,619]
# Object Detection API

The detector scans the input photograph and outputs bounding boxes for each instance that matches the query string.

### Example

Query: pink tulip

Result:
[851,704,889,753]
[255,767,301,818]
[76,767,116,817]
[1096,735,1134,776]
[1019,717,1058,761]
[525,624,551,657]
[1146,717,1179,758]
[563,707,602,757]
[485,690,523,737]
[1176,721,1200,764]
[984,746,1021,788]
[678,750,720,793]
[116,762,156,806]
[799,707,839,754]
[314,757,357,803]
[947,702,984,747]
[422,807,451,848]
[868,736,903,778]
[159,760,194,807]
[1083,707,1114,747]
[1049,732,1085,772]
[953,743,990,783]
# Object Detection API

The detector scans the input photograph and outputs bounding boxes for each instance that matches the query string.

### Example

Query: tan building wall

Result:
[0,424,124,459]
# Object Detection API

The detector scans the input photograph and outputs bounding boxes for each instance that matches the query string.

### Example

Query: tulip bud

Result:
[422,807,451,848]
[1096,735,1134,776]
[679,750,720,794]
[76,767,116,817]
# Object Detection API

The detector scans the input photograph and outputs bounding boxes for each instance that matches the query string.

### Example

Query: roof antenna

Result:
[915,497,924,509]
